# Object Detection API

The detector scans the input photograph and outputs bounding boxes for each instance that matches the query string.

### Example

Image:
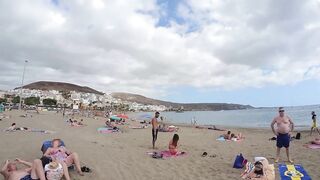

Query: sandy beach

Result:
[0,111,319,180]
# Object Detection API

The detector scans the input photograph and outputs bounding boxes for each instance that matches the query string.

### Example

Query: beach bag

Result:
[233,153,246,169]
[295,132,301,140]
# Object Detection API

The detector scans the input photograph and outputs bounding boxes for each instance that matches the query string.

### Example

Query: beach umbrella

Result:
[116,114,129,119]
[110,116,121,121]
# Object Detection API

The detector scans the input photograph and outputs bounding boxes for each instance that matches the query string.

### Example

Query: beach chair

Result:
[41,140,65,154]
[40,140,75,170]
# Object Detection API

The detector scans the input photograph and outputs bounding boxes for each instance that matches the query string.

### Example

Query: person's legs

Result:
[310,127,314,136]
[155,129,158,142]
[65,153,83,176]
[152,129,156,149]
[316,127,320,135]
[275,147,280,163]
[61,162,71,180]
[30,159,46,180]
[285,148,293,163]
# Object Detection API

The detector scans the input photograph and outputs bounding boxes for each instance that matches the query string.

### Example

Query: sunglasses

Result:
[279,110,285,113]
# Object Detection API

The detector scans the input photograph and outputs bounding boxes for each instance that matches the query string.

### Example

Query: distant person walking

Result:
[271,107,294,163]
[151,112,160,149]
[310,111,320,136]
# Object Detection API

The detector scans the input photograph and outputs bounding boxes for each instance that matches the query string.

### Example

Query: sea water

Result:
[133,105,320,129]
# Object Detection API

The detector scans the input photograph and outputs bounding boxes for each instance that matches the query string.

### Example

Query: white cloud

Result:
[0,0,320,98]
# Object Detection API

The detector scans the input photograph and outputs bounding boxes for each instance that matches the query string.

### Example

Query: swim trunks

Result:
[276,133,290,148]
[20,174,39,180]
[152,128,158,143]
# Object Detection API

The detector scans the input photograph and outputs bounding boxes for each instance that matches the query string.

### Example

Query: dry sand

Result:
[0,111,319,180]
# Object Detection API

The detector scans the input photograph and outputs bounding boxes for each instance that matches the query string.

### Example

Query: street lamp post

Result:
[19,60,28,111]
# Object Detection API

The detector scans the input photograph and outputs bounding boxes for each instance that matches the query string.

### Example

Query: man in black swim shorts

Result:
[151,112,160,149]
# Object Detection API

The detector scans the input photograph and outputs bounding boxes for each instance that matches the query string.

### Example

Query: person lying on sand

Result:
[242,158,272,180]
[169,134,179,155]
[1,158,46,180]
[310,138,320,145]
[208,125,226,131]
[4,123,29,132]
[159,125,178,132]
[44,139,84,176]
[5,123,17,132]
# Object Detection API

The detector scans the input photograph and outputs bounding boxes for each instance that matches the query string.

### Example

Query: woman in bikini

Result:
[44,139,84,176]
[169,134,179,155]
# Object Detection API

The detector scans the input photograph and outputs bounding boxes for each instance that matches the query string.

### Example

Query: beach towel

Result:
[304,144,320,149]
[241,162,275,180]
[216,136,226,141]
[240,162,255,178]
[216,136,243,142]
[97,127,119,134]
[147,151,187,159]
[278,164,311,180]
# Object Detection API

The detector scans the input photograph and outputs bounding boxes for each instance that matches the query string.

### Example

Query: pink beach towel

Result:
[147,151,187,159]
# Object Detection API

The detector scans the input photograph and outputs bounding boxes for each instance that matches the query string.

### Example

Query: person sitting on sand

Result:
[1,158,46,180]
[44,139,84,176]
[230,133,244,141]
[221,131,231,139]
[169,134,179,155]
[77,119,84,126]
[105,121,119,130]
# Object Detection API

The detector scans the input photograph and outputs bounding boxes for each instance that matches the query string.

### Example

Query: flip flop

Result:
[202,152,208,157]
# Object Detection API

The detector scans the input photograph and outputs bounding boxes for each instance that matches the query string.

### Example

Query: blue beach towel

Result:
[278,164,311,180]
[216,136,226,141]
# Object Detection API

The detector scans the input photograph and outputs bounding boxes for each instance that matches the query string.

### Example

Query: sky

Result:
[0,0,320,107]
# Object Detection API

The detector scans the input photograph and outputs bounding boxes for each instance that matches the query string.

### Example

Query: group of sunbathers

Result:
[221,130,244,141]
[1,139,85,180]
[159,124,179,132]
[67,119,86,127]
[105,121,120,131]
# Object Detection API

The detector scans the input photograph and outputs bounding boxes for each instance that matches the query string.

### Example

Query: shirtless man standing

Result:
[1,158,46,180]
[151,112,160,149]
[271,107,294,163]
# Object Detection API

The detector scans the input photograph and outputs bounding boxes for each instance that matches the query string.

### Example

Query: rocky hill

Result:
[111,92,253,111]
[15,81,104,95]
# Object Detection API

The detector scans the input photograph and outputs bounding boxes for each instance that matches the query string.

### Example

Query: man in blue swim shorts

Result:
[271,107,295,163]
[1,158,45,180]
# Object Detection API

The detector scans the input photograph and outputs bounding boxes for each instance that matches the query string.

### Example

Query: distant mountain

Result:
[111,92,253,111]
[15,81,104,95]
